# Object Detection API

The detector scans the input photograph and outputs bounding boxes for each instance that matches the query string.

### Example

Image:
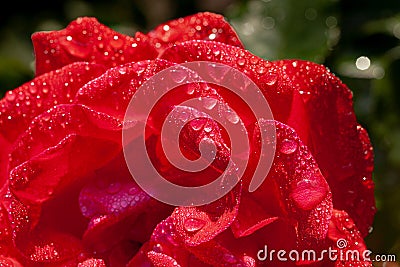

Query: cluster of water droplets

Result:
[29,243,60,262]
[79,180,149,218]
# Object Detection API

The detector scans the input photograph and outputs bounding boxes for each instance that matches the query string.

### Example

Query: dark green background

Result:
[0,0,399,261]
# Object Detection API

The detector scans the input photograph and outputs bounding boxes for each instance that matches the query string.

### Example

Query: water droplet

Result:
[170,69,188,84]
[29,86,37,95]
[6,91,16,101]
[183,218,205,233]
[237,58,246,66]
[368,226,373,233]
[226,109,240,124]
[212,48,221,56]
[118,67,127,75]
[343,218,354,230]
[280,139,297,154]
[203,98,217,110]
[265,74,277,86]
[120,200,128,208]
[127,187,136,196]
[60,36,91,58]
[208,33,217,40]
[107,182,121,194]
[223,253,237,264]
[191,121,203,131]
[361,177,374,189]
[292,61,298,67]
[204,125,212,133]
[110,35,124,49]
[256,66,266,74]
[207,63,230,82]
[249,56,259,65]
[186,86,195,95]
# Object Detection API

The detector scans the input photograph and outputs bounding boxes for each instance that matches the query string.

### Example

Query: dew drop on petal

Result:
[343,218,355,230]
[60,37,91,59]
[186,86,195,95]
[183,218,206,233]
[256,66,266,74]
[237,58,246,66]
[118,67,127,75]
[265,74,278,86]
[6,91,16,101]
[191,120,203,131]
[203,97,217,110]
[226,109,240,124]
[212,48,221,56]
[280,139,298,154]
[110,35,124,49]
[107,182,121,194]
[204,125,212,133]
[170,69,187,84]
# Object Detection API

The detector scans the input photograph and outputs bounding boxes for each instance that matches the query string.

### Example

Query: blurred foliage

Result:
[0,0,399,261]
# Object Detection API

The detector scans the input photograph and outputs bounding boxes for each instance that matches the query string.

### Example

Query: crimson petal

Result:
[9,104,123,205]
[77,258,106,267]
[251,120,332,248]
[160,40,292,124]
[171,182,241,247]
[231,192,279,238]
[148,12,243,55]
[2,192,85,266]
[32,17,157,75]
[327,209,372,267]
[0,62,105,191]
[74,59,174,120]
[274,59,375,236]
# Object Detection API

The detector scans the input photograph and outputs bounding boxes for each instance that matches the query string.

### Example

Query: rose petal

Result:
[130,217,225,267]
[160,40,292,124]
[274,59,375,236]
[74,59,174,120]
[0,63,105,190]
[327,209,372,267]
[0,62,105,144]
[190,219,298,267]
[231,192,279,238]
[148,12,243,54]
[80,178,170,253]
[32,17,157,75]
[251,120,332,247]
[147,251,182,267]
[78,258,106,267]
[8,104,123,205]
[0,255,23,267]
[171,182,241,247]
[3,191,85,265]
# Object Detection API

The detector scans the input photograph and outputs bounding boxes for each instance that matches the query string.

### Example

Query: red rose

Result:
[0,12,375,267]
